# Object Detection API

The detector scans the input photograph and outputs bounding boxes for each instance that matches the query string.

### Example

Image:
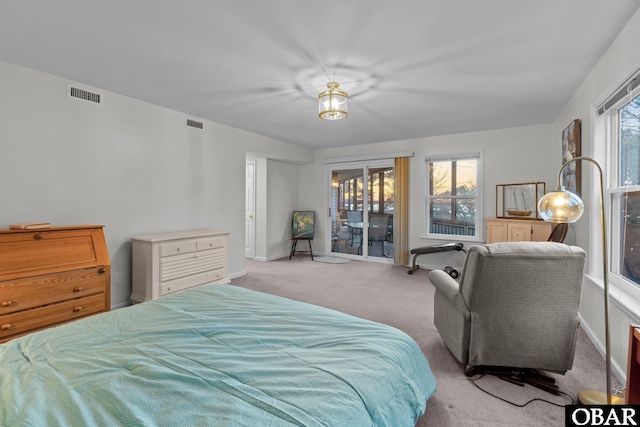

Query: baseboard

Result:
[229,270,246,279]
[578,313,626,385]
[253,252,290,262]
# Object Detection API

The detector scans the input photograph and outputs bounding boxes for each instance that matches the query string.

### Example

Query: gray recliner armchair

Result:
[429,242,586,375]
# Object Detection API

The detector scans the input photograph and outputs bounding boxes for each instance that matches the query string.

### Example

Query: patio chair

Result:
[367,213,391,257]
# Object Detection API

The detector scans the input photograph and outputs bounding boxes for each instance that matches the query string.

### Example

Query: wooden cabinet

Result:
[485,218,552,244]
[131,229,230,303]
[0,225,110,343]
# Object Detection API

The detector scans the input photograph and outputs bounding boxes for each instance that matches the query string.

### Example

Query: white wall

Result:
[550,7,640,381]
[252,158,299,261]
[0,59,312,308]
[299,123,556,269]
[267,160,300,259]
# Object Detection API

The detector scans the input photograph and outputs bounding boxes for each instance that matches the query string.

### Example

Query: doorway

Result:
[245,161,255,259]
[329,161,395,261]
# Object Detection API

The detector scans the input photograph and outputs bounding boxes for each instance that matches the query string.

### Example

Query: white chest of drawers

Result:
[131,229,230,303]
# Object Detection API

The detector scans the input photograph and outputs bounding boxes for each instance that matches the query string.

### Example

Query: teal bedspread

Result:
[0,284,436,426]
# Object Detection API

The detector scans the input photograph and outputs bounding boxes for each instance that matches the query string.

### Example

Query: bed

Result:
[0,284,436,426]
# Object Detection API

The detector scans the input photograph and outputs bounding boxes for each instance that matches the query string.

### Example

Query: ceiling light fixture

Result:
[318,82,348,120]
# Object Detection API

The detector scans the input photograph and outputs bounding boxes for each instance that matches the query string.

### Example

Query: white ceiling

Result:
[1,1,639,150]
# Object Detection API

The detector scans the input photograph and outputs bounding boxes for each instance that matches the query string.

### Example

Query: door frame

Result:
[245,161,256,259]
[326,160,394,263]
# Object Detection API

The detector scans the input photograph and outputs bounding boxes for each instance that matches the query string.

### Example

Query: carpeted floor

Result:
[231,257,617,427]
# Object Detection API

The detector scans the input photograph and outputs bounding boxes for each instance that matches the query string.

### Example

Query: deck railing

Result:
[430,219,475,236]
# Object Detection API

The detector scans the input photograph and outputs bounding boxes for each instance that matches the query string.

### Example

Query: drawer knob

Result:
[177,247,181,252]
[98,268,106,274]
[73,306,82,313]
[1,300,12,308]
[73,287,83,292]
[194,254,199,258]
[34,233,44,240]
[1,324,11,331]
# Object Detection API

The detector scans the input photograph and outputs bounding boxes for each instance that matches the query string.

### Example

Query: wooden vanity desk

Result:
[0,225,110,343]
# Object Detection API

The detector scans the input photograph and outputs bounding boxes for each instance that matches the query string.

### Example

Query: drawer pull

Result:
[177,247,181,252]
[98,268,106,274]
[73,306,82,313]
[73,287,83,292]
[194,254,199,259]
[1,324,11,331]
[1,300,12,308]
[34,233,44,240]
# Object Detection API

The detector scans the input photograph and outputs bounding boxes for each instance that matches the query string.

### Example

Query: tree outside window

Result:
[426,156,479,238]
[618,94,640,285]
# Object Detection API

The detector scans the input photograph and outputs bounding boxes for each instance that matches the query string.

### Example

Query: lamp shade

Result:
[537,188,584,223]
[318,82,348,120]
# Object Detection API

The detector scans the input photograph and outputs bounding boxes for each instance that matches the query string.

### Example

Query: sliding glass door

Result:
[328,161,395,261]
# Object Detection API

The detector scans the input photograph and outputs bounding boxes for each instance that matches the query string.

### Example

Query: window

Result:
[425,154,481,240]
[337,175,363,211]
[368,168,395,214]
[336,167,394,214]
[610,92,640,287]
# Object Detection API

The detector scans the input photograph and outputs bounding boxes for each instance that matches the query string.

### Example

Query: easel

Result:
[289,238,313,260]
[289,211,315,260]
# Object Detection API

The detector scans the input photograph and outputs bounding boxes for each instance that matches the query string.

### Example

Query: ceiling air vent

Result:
[186,119,203,129]
[67,84,103,105]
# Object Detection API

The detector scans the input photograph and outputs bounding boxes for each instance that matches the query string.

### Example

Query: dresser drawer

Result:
[0,293,105,341]
[196,237,225,251]
[0,266,108,316]
[160,241,196,257]
[159,268,226,297]
[160,249,224,282]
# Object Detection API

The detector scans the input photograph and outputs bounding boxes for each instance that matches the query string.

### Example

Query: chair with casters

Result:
[429,241,586,394]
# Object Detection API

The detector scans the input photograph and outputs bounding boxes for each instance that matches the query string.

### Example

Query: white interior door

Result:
[245,162,256,258]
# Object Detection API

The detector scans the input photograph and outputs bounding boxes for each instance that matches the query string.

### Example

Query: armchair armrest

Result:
[429,270,470,319]
[429,270,459,301]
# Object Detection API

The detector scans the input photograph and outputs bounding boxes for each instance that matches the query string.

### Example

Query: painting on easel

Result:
[292,211,315,239]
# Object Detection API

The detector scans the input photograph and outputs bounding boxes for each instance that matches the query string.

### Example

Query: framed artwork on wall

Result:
[562,119,582,196]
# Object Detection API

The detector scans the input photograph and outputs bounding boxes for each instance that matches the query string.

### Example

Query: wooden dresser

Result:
[131,229,230,303]
[485,218,552,243]
[0,225,111,343]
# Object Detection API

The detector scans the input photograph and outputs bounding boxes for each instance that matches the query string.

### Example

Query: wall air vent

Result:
[67,84,103,105]
[186,119,204,129]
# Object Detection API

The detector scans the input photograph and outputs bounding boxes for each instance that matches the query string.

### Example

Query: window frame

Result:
[423,152,483,242]
[602,83,640,316]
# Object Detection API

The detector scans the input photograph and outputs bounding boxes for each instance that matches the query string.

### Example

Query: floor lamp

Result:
[537,156,623,405]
